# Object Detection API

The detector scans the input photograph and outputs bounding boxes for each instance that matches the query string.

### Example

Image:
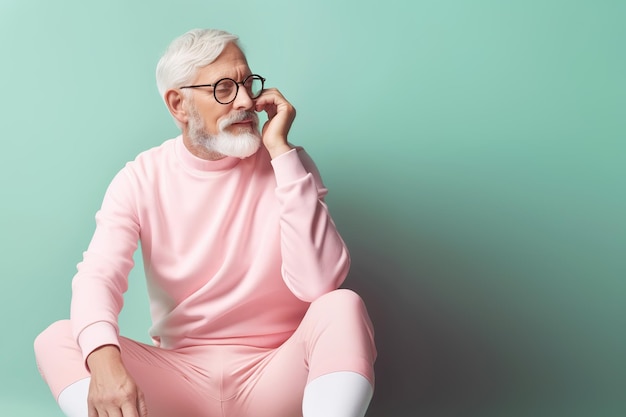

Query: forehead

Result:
[194,43,251,82]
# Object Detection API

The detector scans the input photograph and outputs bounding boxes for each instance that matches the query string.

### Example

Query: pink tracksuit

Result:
[34,137,376,417]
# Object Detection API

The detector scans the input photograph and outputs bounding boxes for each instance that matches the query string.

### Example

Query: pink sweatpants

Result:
[34,289,376,417]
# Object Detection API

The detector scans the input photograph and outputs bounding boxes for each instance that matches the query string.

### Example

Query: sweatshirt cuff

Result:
[270,148,310,187]
[78,321,120,365]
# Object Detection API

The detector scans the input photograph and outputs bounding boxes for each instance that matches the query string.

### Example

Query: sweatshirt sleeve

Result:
[70,168,140,364]
[270,148,350,301]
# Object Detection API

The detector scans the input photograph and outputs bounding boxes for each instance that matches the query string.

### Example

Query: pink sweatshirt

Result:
[70,136,350,361]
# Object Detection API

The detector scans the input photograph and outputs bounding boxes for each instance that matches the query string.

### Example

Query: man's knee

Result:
[304,290,377,376]
[34,319,73,361]
[307,289,372,329]
[34,320,90,399]
[311,289,366,311]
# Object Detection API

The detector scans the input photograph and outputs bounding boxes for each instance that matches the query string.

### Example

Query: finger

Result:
[255,102,278,120]
[89,400,112,417]
[121,402,140,417]
[257,87,282,98]
[255,98,277,114]
[137,390,149,417]
[108,408,124,417]
[254,89,286,109]
[266,105,278,120]
[255,93,284,109]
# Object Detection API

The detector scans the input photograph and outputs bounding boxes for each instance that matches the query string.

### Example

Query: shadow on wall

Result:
[340,219,513,417]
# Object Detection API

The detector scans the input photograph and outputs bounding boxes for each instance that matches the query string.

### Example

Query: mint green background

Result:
[1,1,624,416]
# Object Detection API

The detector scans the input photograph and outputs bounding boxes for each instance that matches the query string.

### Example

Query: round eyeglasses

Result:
[180,74,265,105]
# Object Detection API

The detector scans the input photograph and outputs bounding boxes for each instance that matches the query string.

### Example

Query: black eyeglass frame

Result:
[179,74,266,105]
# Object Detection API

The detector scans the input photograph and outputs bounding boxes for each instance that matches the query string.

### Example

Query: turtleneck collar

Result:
[174,135,242,173]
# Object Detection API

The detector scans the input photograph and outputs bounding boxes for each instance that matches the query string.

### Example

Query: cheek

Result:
[199,108,227,135]
[206,117,221,135]
[196,98,230,135]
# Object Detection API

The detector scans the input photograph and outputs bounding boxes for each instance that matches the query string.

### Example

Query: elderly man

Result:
[34,29,376,417]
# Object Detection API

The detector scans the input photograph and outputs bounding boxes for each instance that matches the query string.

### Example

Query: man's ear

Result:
[164,89,189,126]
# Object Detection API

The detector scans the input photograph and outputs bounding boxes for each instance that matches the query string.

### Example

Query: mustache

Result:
[219,111,259,131]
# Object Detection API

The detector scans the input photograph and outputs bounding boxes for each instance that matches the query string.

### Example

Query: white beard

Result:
[188,107,262,159]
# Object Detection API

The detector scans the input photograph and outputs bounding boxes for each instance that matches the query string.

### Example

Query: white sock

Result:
[57,377,90,417]
[302,371,373,417]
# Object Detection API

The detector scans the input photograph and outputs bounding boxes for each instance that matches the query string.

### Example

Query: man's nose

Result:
[233,85,254,110]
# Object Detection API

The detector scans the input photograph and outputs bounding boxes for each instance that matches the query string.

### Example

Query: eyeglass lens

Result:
[214,76,263,104]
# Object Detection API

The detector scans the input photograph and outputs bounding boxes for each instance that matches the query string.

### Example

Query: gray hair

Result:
[156,29,240,100]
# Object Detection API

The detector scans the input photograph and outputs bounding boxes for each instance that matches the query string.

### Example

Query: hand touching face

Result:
[254,88,296,159]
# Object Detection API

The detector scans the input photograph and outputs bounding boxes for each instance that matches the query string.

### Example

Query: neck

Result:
[182,133,226,161]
